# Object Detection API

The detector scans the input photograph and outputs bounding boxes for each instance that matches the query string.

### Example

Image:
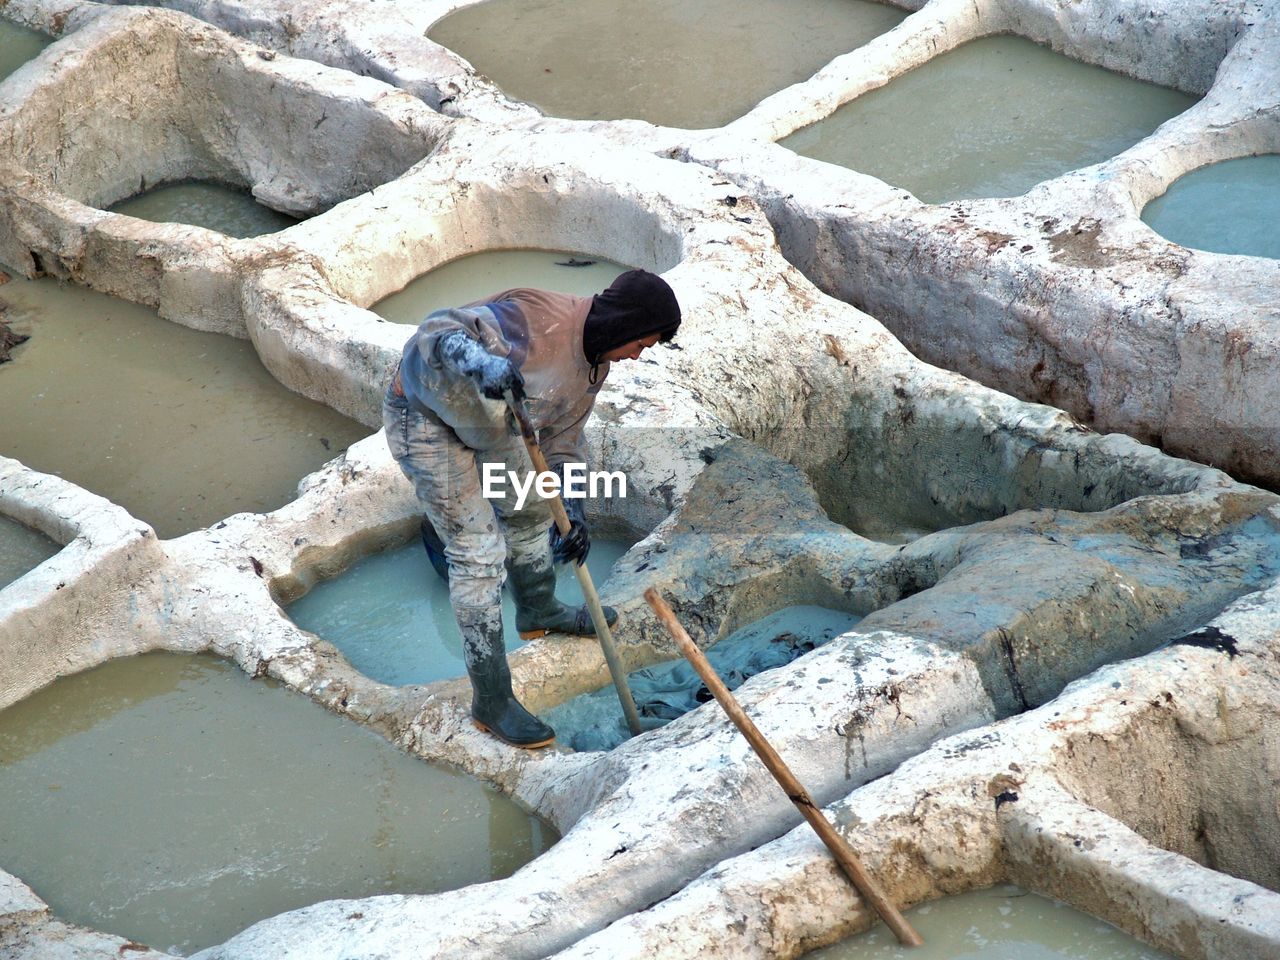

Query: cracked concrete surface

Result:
[1,0,1278,957]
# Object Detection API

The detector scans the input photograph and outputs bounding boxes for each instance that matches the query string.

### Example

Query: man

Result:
[384,269,681,748]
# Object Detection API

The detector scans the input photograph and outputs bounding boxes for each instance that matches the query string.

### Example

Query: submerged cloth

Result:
[396,288,606,471]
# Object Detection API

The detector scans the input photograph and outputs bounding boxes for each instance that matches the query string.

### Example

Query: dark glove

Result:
[437,329,525,401]
[549,465,590,565]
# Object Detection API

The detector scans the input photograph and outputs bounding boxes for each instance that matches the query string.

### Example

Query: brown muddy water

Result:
[108,180,300,238]
[0,652,557,954]
[371,249,628,325]
[781,36,1197,203]
[0,274,369,539]
[804,884,1173,959]
[0,513,59,589]
[0,18,49,83]
[428,0,908,128]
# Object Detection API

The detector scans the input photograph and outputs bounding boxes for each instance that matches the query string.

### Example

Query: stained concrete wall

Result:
[0,1,1277,959]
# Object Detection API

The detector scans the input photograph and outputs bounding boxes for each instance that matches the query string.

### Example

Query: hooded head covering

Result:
[582,270,681,380]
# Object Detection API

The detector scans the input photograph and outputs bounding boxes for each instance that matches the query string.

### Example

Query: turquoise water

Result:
[0,652,556,955]
[288,537,631,685]
[782,36,1196,203]
[0,19,50,83]
[544,605,862,751]
[108,180,299,239]
[1141,155,1280,259]
[804,884,1173,959]
[0,514,59,589]
[371,250,628,325]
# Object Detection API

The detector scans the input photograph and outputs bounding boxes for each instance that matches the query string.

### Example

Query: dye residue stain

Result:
[371,250,628,325]
[1141,155,1280,259]
[545,605,862,751]
[0,653,557,955]
[0,18,50,82]
[108,180,300,239]
[0,514,59,589]
[428,0,907,129]
[781,36,1197,203]
[803,884,1174,959]
[288,537,630,686]
[0,275,370,539]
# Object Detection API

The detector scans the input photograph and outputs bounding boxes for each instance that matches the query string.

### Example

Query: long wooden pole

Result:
[505,392,643,737]
[644,587,924,948]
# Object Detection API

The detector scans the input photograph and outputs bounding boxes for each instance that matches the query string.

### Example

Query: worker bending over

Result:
[384,270,681,747]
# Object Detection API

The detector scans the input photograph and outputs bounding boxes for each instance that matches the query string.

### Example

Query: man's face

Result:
[599,333,661,363]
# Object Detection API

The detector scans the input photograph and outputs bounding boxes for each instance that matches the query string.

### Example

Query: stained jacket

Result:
[397,288,608,468]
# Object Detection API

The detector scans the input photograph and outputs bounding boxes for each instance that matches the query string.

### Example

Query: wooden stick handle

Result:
[505,393,643,737]
[644,587,924,948]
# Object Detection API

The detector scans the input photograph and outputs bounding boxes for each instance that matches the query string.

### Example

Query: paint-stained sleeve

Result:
[413,307,510,369]
[399,306,513,420]
[539,380,605,473]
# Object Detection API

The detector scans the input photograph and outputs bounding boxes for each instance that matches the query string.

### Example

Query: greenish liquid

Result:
[1141,155,1280,259]
[545,605,862,751]
[288,538,630,685]
[0,18,50,83]
[108,180,300,239]
[0,514,59,589]
[804,885,1173,959]
[371,250,628,325]
[0,653,556,955]
[0,276,369,539]
[428,0,907,129]
[781,36,1197,203]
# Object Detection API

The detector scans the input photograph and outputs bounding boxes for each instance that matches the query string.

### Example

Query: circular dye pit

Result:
[803,884,1173,959]
[0,275,369,539]
[0,18,49,83]
[0,514,59,590]
[371,250,628,325]
[0,652,557,955]
[1141,155,1280,259]
[428,0,907,129]
[781,36,1196,203]
[288,537,631,686]
[108,180,301,238]
[545,605,862,751]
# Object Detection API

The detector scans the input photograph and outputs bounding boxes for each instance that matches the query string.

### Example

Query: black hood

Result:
[582,270,681,366]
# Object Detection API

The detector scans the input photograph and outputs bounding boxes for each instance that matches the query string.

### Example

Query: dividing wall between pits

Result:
[685,3,1280,487]
[0,458,164,712]
[544,590,1280,960]
[1,0,1279,957]
[0,4,447,332]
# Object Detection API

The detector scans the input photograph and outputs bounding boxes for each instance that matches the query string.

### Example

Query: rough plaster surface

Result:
[0,1,1277,959]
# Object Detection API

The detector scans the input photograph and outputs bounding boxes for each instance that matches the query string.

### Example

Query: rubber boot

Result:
[506,555,618,641]
[420,517,449,582]
[457,604,555,749]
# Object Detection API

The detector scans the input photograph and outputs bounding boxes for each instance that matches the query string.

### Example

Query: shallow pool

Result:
[108,180,300,239]
[803,884,1173,959]
[0,652,556,955]
[371,250,628,325]
[0,18,50,83]
[781,36,1196,203]
[288,537,631,685]
[428,0,907,129]
[0,514,59,589]
[1141,155,1280,259]
[0,275,369,539]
